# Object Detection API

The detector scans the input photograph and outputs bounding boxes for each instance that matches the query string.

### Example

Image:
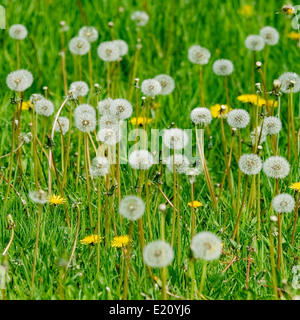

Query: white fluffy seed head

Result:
[263,117,282,135]
[251,126,267,146]
[188,45,211,65]
[190,107,212,127]
[30,93,44,104]
[110,98,133,120]
[54,116,69,135]
[98,98,114,115]
[99,114,119,130]
[154,74,175,95]
[113,39,129,56]
[245,35,265,51]
[278,72,300,93]
[131,11,149,26]
[191,231,222,261]
[263,156,290,179]
[78,26,99,42]
[212,59,234,76]
[260,26,279,46]
[128,150,154,170]
[272,193,295,213]
[29,190,48,204]
[97,127,121,145]
[35,99,55,117]
[9,24,28,40]
[6,69,33,92]
[238,154,262,175]
[74,104,96,132]
[143,241,174,268]
[227,109,250,129]
[89,156,110,177]
[119,196,145,220]
[186,166,202,183]
[69,81,89,98]
[69,36,90,55]
[97,41,120,61]
[163,128,189,150]
[164,154,189,174]
[141,79,162,97]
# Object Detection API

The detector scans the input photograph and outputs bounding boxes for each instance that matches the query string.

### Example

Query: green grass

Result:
[0,0,300,300]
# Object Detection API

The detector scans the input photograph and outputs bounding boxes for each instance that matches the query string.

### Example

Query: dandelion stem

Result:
[2,228,14,256]
[269,219,278,299]
[84,133,94,228]
[195,127,218,213]
[199,260,207,298]
[199,65,205,107]
[31,204,42,296]
[232,175,250,241]
[123,221,133,300]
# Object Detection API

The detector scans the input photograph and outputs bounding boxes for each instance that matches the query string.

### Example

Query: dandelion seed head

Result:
[263,117,282,135]
[99,114,120,130]
[190,107,212,126]
[35,99,55,117]
[164,154,189,174]
[263,156,290,179]
[30,94,44,104]
[213,59,234,76]
[245,35,265,51]
[191,231,222,261]
[154,74,175,95]
[143,240,174,268]
[188,45,211,65]
[110,98,133,120]
[74,104,96,132]
[78,26,99,42]
[29,190,48,204]
[69,81,89,98]
[119,196,145,220]
[163,128,188,150]
[69,36,90,55]
[54,116,69,135]
[251,126,267,146]
[9,24,28,40]
[141,79,162,97]
[89,156,110,177]
[113,39,129,56]
[227,109,250,129]
[97,41,120,61]
[260,26,279,46]
[272,193,295,213]
[97,127,121,145]
[131,11,149,26]
[6,69,33,92]
[98,98,114,115]
[238,154,262,175]
[278,72,300,93]
[128,150,154,170]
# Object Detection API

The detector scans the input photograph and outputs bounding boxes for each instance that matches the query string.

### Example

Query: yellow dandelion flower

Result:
[111,235,131,248]
[210,104,231,118]
[47,194,66,205]
[237,94,258,104]
[21,101,32,111]
[288,32,300,41]
[130,117,153,126]
[290,182,300,192]
[237,95,278,107]
[188,200,203,208]
[238,4,254,17]
[80,235,103,245]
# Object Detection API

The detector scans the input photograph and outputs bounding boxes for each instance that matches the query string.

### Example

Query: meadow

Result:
[0,0,300,300]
